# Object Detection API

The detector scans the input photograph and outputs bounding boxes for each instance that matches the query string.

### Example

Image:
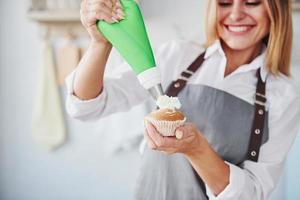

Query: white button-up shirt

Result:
[65,40,300,200]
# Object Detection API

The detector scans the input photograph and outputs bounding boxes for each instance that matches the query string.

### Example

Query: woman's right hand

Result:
[80,0,125,43]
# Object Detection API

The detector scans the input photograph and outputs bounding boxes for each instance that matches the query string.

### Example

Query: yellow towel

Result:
[32,39,66,150]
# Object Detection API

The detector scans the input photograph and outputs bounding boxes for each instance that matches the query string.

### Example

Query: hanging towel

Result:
[32,39,66,150]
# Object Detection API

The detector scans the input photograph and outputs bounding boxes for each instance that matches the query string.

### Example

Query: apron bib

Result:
[135,52,269,200]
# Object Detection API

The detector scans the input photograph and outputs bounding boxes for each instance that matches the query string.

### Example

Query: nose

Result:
[229,3,246,21]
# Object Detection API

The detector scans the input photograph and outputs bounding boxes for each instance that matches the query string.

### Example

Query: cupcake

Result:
[145,95,186,136]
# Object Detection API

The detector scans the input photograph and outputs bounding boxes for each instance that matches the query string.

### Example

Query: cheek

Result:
[216,10,226,35]
[217,9,226,21]
[256,14,271,38]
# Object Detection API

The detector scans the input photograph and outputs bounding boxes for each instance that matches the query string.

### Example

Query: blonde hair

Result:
[204,0,293,76]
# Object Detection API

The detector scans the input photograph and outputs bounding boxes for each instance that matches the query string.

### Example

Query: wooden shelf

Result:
[27,10,87,38]
[27,10,80,23]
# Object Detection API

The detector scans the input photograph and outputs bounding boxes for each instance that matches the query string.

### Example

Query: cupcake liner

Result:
[145,116,186,137]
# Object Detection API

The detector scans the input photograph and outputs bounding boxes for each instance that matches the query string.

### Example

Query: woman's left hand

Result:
[144,122,209,156]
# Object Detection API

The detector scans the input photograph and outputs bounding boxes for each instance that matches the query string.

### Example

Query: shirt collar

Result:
[204,40,225,59]
[204,40,269,82]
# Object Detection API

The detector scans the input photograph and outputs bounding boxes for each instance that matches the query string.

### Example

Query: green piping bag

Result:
[97,0,163,100]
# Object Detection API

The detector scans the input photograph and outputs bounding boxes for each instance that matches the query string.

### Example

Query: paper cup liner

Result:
[145,116,186,136]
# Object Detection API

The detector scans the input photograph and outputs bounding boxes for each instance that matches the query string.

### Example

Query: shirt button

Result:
[251,151,257,157]
[258,109,264,115]
[255,129,261,135]
[174,82,180,88]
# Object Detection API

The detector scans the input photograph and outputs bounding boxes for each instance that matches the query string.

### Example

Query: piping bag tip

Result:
[147,83,164,101]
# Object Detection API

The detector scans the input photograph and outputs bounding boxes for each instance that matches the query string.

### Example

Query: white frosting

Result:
[156,95,181,110]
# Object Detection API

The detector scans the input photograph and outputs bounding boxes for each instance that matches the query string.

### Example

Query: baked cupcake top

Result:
[145,95,185,121]
[148,108,185,121]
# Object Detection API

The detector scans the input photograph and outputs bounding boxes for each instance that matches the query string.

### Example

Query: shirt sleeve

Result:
[205,85,300,200]
[65,66,149,121]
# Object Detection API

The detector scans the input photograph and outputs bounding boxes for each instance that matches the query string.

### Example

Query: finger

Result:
[86,8,116,24]
[90,3,124,21]
[176,123,197,139]
[102,0,114,9]
[93,8,115,22]
[146,122,184,149]
[145,122,166,147]
[84,12,100,26]
[88,1,112,16]
[81,2,98,25]
[114,7,125,19]
[90,0,124,15]
[144,130,157,150]
[109,0,125,19]
[86,1,111,14]
[162,151,175,156]
[145,132,176,152]
[80,0,89,25]
[85,0,125,22]
[110,0,117,6]
[116,0,123,9]
[88,0,113,10]
[144,123,175,151]
[110,0,125,18]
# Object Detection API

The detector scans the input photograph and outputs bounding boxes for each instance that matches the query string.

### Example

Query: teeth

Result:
[227,26,249,32]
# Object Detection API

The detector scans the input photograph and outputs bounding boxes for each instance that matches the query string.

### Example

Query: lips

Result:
[225,25,255,33]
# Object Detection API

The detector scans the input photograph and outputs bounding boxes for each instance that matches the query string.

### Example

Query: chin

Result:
[223,39,256,51]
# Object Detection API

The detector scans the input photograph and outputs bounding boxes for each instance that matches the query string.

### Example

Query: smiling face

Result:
[217,0,270,51]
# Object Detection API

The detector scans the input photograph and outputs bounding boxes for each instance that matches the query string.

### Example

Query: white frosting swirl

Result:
[156,95,181,110]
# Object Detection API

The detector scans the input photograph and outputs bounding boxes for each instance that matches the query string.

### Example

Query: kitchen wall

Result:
[0,0,299,200]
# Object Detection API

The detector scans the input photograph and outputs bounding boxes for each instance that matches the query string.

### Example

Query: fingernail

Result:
[117,8,125,16]
[116,13,125,20]
[111,16,119,23]
[175,130,183,140]
[113,11,124,20]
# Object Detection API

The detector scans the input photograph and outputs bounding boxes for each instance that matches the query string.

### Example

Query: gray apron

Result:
[135,52,269,200]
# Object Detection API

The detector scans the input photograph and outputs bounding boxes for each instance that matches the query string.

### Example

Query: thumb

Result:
[175,125,188,140]
[175,129,184,139]
[175,123,197,140]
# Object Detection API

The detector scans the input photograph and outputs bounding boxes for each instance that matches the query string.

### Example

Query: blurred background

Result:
[0,0,299,199]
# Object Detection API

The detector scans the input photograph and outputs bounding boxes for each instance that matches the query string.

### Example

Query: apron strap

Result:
[246,70,267,162]
[166,51,267,163]
[166,52,206,97]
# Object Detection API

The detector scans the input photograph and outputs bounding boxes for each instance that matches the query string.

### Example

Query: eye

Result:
[218,2,232,7]
[218,0,232,7]
[245,1,262,6]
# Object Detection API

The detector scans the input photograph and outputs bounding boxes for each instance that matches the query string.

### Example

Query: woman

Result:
[66,0,300,199]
